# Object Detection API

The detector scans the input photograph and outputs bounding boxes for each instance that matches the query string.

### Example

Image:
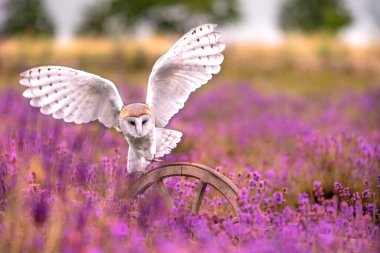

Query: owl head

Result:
[119,103,154,138]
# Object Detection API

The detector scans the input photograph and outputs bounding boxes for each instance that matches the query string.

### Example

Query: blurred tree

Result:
[280,0,351,34]
[1,0,53,36]
[79,0,240,34]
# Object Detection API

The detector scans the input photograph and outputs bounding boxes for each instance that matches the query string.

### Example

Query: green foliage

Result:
[280,0,351,34]
[1,0,53,36]
[80,0,240,34]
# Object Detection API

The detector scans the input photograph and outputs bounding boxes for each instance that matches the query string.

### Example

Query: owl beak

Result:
[136,123,143,137]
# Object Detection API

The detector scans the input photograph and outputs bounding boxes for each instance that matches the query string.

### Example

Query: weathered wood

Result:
[191,181,207,214]
[157,179,174,209]
[125,162,241,215]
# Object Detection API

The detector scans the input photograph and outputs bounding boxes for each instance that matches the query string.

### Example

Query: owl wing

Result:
[146,23,225,128]
[20,66,124,130]
[155,128,182,158]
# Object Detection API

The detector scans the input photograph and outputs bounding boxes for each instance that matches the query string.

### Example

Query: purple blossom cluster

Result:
[0,82,379,252]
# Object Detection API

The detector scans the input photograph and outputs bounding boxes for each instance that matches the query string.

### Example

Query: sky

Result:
[222,0,284,45]
[0,0,379,46]
[340,0,380,46]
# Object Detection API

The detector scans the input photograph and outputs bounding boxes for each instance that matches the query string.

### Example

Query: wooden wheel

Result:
[125,162,241,215]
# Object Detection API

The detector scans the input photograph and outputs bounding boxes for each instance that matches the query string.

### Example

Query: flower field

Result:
[0,38,379,252]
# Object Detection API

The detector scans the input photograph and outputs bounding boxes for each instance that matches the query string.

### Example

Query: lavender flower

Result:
[0,81,378,252]
[273,192,285,205]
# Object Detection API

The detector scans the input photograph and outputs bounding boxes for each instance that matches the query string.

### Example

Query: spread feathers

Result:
[19,24,225,173]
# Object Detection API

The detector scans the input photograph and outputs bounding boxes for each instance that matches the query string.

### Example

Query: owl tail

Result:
[127,147,150,174]
[155,128,182,158]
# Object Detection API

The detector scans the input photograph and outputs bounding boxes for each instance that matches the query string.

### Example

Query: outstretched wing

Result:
[146,23,225,127]
[20,66,124,130]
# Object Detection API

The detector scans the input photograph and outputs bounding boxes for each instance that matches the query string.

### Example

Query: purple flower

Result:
[253,172,261,181]
[0,81,378,252]
[273,192,285,205]
[32,197,49,226]
[111,221,128,238]
[362,189,370,199]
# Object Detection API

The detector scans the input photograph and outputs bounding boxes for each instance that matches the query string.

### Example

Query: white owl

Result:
[19,24,225,173]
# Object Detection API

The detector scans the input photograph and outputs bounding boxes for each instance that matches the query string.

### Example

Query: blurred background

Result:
[1,2,380,251]
[0,0,379,95]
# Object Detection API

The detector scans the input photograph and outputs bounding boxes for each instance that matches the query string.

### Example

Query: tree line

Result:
[1,0,374,37]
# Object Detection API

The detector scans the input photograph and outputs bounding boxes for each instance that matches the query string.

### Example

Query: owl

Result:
[19,24,225,173]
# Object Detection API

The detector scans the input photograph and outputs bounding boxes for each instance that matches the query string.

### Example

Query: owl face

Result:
[121,115,154,138]
[119,103,154,138]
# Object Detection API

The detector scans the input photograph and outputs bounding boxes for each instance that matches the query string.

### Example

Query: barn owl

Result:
[19,24,225,173]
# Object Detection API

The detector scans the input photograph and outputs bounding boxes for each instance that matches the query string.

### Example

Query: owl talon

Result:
[137,171,147,177]
[149,158,163,163]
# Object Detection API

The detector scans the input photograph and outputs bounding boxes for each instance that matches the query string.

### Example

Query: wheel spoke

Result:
[157,179,174,209]
[191,181,207,214]
[127,163,241,220]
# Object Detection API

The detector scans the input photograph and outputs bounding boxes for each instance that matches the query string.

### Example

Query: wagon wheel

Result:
[125,162,241,216]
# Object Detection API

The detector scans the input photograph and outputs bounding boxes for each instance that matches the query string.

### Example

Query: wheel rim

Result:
[125,162,241,215]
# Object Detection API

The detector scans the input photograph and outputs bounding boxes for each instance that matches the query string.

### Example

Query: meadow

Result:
[0,36,379,252]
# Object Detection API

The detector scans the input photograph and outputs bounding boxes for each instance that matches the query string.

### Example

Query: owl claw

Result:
[148,158,163,163]
[137,171,147,177]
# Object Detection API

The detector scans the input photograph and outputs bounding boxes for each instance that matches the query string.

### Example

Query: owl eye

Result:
[142,119,148,125]
[128,120,135,126]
